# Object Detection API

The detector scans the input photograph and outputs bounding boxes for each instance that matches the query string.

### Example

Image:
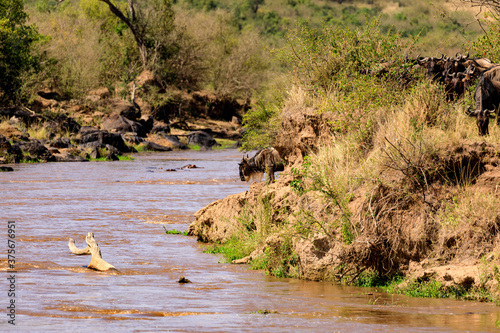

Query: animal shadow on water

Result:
[238,147,284,184]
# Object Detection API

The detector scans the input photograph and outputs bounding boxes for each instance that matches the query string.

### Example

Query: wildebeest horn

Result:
[438,53,444,60]
[466,106,475,116]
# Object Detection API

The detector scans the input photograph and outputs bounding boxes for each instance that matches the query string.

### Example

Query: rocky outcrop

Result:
[0,135,22,163]
[19,140,55,162]
[143,141,172,152]
[79,127,130,153]
[101,113,146,137]
[187,131,220,149]
[109,100,141,121]
[44,114,81,134]
[189,191,249,243]
[163,135,188,150]
[0,106,41,127]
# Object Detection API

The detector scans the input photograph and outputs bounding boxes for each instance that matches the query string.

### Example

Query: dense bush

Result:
[0,0,40,104]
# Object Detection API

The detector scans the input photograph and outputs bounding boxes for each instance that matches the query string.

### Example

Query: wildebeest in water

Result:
[238,147,284,184]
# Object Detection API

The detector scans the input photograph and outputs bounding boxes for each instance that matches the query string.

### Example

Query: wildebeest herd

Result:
[416,52,500,135]
[238,53,500,183]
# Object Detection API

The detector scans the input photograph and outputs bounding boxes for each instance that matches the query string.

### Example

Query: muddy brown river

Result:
[1,149,499,332]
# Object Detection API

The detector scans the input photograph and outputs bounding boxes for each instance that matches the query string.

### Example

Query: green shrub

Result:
[0,0,40,104]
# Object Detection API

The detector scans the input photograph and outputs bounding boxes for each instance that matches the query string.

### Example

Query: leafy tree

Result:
[58,0,175,71]
[0,0,40,103]
[97,0,175,70]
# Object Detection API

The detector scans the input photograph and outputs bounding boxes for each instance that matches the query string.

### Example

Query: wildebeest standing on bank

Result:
[239,147,284,184]
[469,66,500,135]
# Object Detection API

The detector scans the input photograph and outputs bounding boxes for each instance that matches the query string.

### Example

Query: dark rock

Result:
[48,147,60,154]
[163,135,188,150]
[187,131,220,149]
[151,121,170,134]
[9,144,22,161]
[88,146,100,159]
[178,276,191,283]
[105,144,121,160]
[44,115,81,134]
[101,113,146,137]
[79,127,130,153]
[49,137,73,149]
[79,126,100,137]
[122,133,144,145]
[54,152,88,162]
[19,140,55,162]
[0,166,14,172]
[37,90,62,101]
[0,106,41,127]
[0,135,14,156]
[79,141,103,151]
[144,141,172,152]
[110,100,141,120]
[138,115,154,134]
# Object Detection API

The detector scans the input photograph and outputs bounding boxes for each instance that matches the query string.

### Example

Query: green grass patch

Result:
[384,278,468,299]
[133,143,149,152]
[20,156,40,163]
[348,271,493,302]
[118,154,134,161]
[88,157,108,162]
[163,226,188,236]
[214,138,237,149]
[204,236,255,263]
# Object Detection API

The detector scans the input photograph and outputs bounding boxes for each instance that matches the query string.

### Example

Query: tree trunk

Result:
[68,232,117,272]
[99,0,149,68]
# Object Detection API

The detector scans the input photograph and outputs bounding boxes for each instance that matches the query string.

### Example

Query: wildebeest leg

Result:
[267,165,275,184]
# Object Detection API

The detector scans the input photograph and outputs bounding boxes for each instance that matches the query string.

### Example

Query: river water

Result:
[1,149,499,332]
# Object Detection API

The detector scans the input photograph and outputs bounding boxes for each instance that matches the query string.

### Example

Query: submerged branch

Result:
[68,232,117,272]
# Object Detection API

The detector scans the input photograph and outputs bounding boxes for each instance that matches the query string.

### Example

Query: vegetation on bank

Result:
[201,6,500,302]
[0,0,488,106]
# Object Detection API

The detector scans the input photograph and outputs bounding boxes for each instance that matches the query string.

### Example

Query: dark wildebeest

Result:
[469,66,500,135]
[238,147,284,184]
[417,54,446,82]
[444,70,465,101]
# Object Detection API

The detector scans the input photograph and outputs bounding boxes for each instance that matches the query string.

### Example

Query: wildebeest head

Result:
[417,54,445,79]
[238,156,249,181]
[463,65,480,92]
[445,71,465,100]
[467,75,499,135]
[474,109,495,136]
